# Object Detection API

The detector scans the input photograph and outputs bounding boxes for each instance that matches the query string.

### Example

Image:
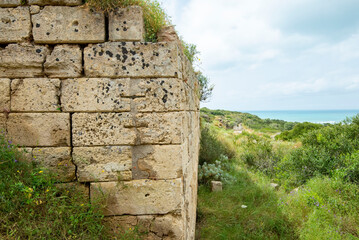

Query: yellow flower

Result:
[102,170,105,173]
[39,170,43,174]
[80,203,84,206]
[46,189,49,192]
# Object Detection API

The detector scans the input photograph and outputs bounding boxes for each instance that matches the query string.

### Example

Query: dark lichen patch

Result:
[36,49,42,53]
[36,23,40,28]
[116,54,121,61]
[105,51,113,57]
[56,58,59,62]
[46,32,50,36]
[74,29,79,32]
[162,94,168,103]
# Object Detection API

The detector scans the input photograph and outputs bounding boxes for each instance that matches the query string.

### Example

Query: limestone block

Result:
[33,147,75,182]
[7,113,70,147]
[0,0,22,7]
[211,181,223,192]
[28,0,82,5]
[150,215,184,240]
[32,6,105,44]
[91,179,183,216]
[73,146,132,182]
[0,7,31,43]
[132,78,186,112]
[30,5,40,14]
[0,78,10,111]
[84,42,182,78]
[132,145,183,180]
[72,113,136,146]
[109,6,144,42]
[136,112,183,144]
[44,45,82,78]
[0,114,6,131]
[61,78,131,112]
[0,44,49,78]
[11,78,60,111]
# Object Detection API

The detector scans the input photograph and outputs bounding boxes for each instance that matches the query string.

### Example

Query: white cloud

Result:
[162,0,359,110]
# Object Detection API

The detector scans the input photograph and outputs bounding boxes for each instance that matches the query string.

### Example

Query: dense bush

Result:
[276,115,359,186]
[198,155,235,185]
[276,122,325,141]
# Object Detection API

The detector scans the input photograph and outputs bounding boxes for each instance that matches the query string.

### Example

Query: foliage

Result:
[199,123,236,165]
[201,107,298,132]
[197,170,297,239]
[0,133,130,239]
[276,122,325,141]
[276,115,359,187]
[196,71,214,102]
[86,0,170,42]
[198,155,235,185]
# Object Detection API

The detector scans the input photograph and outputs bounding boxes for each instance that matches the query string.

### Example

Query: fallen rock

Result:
[211,181,223,192]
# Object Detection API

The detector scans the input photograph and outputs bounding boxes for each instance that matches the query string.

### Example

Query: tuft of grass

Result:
[85,0,170,42]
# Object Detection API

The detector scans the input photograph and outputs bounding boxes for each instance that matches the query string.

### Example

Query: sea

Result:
[246,110,359,124]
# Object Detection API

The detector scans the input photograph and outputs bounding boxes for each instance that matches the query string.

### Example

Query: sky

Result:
[161,0,359,111]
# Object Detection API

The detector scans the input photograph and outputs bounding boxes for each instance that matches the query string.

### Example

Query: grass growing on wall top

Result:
[86,0,170,42]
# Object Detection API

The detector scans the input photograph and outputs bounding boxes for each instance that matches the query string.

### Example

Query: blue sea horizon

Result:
[245,110,359,123]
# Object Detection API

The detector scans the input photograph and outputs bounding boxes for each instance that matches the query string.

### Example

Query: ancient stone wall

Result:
[0,1,200,239]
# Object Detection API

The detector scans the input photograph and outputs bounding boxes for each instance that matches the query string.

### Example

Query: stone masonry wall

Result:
[0,1,200,239]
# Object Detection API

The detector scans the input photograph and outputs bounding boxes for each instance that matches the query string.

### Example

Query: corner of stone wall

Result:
[0,1,200,239]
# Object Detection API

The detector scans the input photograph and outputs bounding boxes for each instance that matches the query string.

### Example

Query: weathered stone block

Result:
[0,78,10,111]
[72,113,136,146]
[91,179,183,215]
[33,147,75,182]
[0,0,21,7]
[104,214,184,240]
[7,113,70,147]
[11,78,60,111]
[84,42,182,78]
[133,145,183,180]
[30,5,41,14]
[0,44,49,78]
[44,45,82,78]
[132,78,186,112]
[136,112,183,144]
[28,0,82,5]
[109,6,144,42]
[0,7,31,43]
[61,78,131,112]
[17,147,33,162]
[211,181,223,192]
[73,146,132,182]
[32,6,105,44]
[0,114,6,131]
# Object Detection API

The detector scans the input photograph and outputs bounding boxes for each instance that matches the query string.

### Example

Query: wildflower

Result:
[46,189,49,193]
[39,170,43,174]
[102,170,105,173]
[14,159,18,163]
[80,203,84,206]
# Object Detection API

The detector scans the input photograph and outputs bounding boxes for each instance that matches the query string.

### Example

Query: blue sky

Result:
[161,0,359,111]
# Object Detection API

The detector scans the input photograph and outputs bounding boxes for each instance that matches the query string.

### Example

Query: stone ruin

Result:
[0,1,200,239]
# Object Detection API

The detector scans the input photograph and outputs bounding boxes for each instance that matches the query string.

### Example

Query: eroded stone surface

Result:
[91,179,183,215]
[44,45,82,78]
[109,6,144,42]
[136,112,183,144]
[33,147,75,182]
[32,6,105,43]
[30,5,41,14]
[133,145,182,180]
[0,78,10,111]
[84,42,182,78]
[0,44,49,78]
[0,7,31,43]
[0,0,21,7]
[104,214,184,240]
[73,146,132,182]
[7,113,70,147]
[72,113,136,146]
[11,78,60,111]
[29,0,82,5]
[0,114,6,131]
[132,78,186,112]
[61,78,131,112]
[55,182,89,199]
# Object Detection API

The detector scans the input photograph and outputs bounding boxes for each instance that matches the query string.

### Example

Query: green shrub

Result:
[0,134,110,239]
[198,155,235,185]
[276,122,324,141]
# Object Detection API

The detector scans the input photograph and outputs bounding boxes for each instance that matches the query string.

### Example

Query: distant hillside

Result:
[200,107,297,132]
